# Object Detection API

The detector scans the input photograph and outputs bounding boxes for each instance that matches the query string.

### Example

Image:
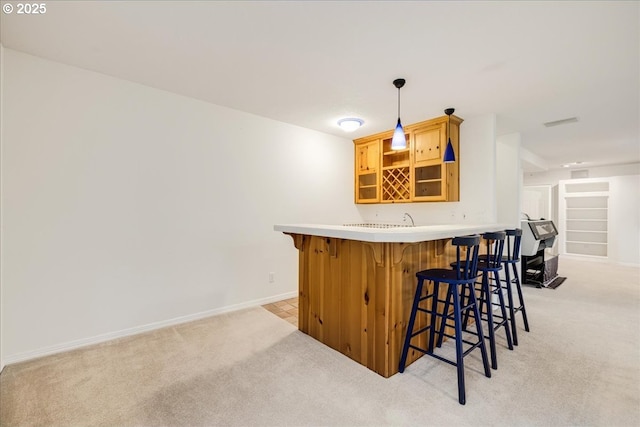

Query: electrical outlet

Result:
[268,272,275,283]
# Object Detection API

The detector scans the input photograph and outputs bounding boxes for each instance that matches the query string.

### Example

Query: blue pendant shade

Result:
[391,78,407,150]
[443,107,456,163]
[391,118,407,150]
[443,138,456,163]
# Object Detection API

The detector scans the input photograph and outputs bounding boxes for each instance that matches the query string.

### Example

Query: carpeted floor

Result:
[1,256,639,426]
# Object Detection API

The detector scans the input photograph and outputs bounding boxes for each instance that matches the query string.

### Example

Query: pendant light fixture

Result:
[391,78,407,150]
[443,107,456,163]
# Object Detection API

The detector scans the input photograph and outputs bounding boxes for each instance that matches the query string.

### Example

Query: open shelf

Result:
[566,242,607,257]
[561,180,609,258]
[383,149,410,156]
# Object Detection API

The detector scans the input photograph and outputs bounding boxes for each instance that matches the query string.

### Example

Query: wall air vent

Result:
[544,117,579,127]
[571,169,589,179]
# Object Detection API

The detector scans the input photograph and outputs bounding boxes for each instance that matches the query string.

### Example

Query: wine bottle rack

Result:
[382,167,411,201]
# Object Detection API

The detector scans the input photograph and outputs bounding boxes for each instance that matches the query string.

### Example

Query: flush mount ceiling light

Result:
[337,118,364,132]
[443,108,456,163]
[391,78,407,150]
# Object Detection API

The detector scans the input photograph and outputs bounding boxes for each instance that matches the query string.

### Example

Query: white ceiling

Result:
[1,1,638,171]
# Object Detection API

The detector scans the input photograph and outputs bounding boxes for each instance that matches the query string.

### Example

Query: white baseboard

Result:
[560,253,640,267]
[2,290,298,367]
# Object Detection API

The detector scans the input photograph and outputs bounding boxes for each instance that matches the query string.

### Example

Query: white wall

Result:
[0,45,4,371]
[522,186,553,220]
[357,114,499,225]
[0,49,360,364]
[496,133,521,227]
[607,175,639,265]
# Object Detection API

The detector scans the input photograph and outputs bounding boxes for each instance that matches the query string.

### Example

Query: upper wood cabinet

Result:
[414,122,445,164]
[357,140,379,173]
[353,114,462,204]
[354,138,380,203]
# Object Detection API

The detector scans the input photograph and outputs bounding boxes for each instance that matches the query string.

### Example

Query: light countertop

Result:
[274,223,510,243]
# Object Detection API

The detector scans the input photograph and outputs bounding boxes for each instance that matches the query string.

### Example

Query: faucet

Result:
[402,212,415,227]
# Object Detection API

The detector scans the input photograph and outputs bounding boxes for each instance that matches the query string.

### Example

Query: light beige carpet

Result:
[1,257,639,426]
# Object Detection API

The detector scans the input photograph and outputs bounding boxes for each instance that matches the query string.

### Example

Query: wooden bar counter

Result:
[274,223,507,378]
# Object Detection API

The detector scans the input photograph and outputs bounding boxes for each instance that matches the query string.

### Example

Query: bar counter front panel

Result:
[275,223,508,378]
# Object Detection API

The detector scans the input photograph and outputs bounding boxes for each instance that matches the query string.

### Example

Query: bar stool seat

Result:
[398,235,491,405]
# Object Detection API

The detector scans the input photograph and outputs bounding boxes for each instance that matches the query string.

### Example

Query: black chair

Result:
[398,235,491,405]
[501,229,530,345]
[466,231,514,369]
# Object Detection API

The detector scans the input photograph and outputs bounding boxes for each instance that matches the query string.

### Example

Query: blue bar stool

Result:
[466,231,514,369]
[502,228,530,345]
[398,235,491,405]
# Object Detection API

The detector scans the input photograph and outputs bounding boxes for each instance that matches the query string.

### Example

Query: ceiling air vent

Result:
[544,117,579,127]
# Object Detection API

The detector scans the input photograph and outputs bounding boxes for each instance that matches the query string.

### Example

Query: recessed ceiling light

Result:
[562,161,584,168]
[544,117,579,127]
[337,118,364,132]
